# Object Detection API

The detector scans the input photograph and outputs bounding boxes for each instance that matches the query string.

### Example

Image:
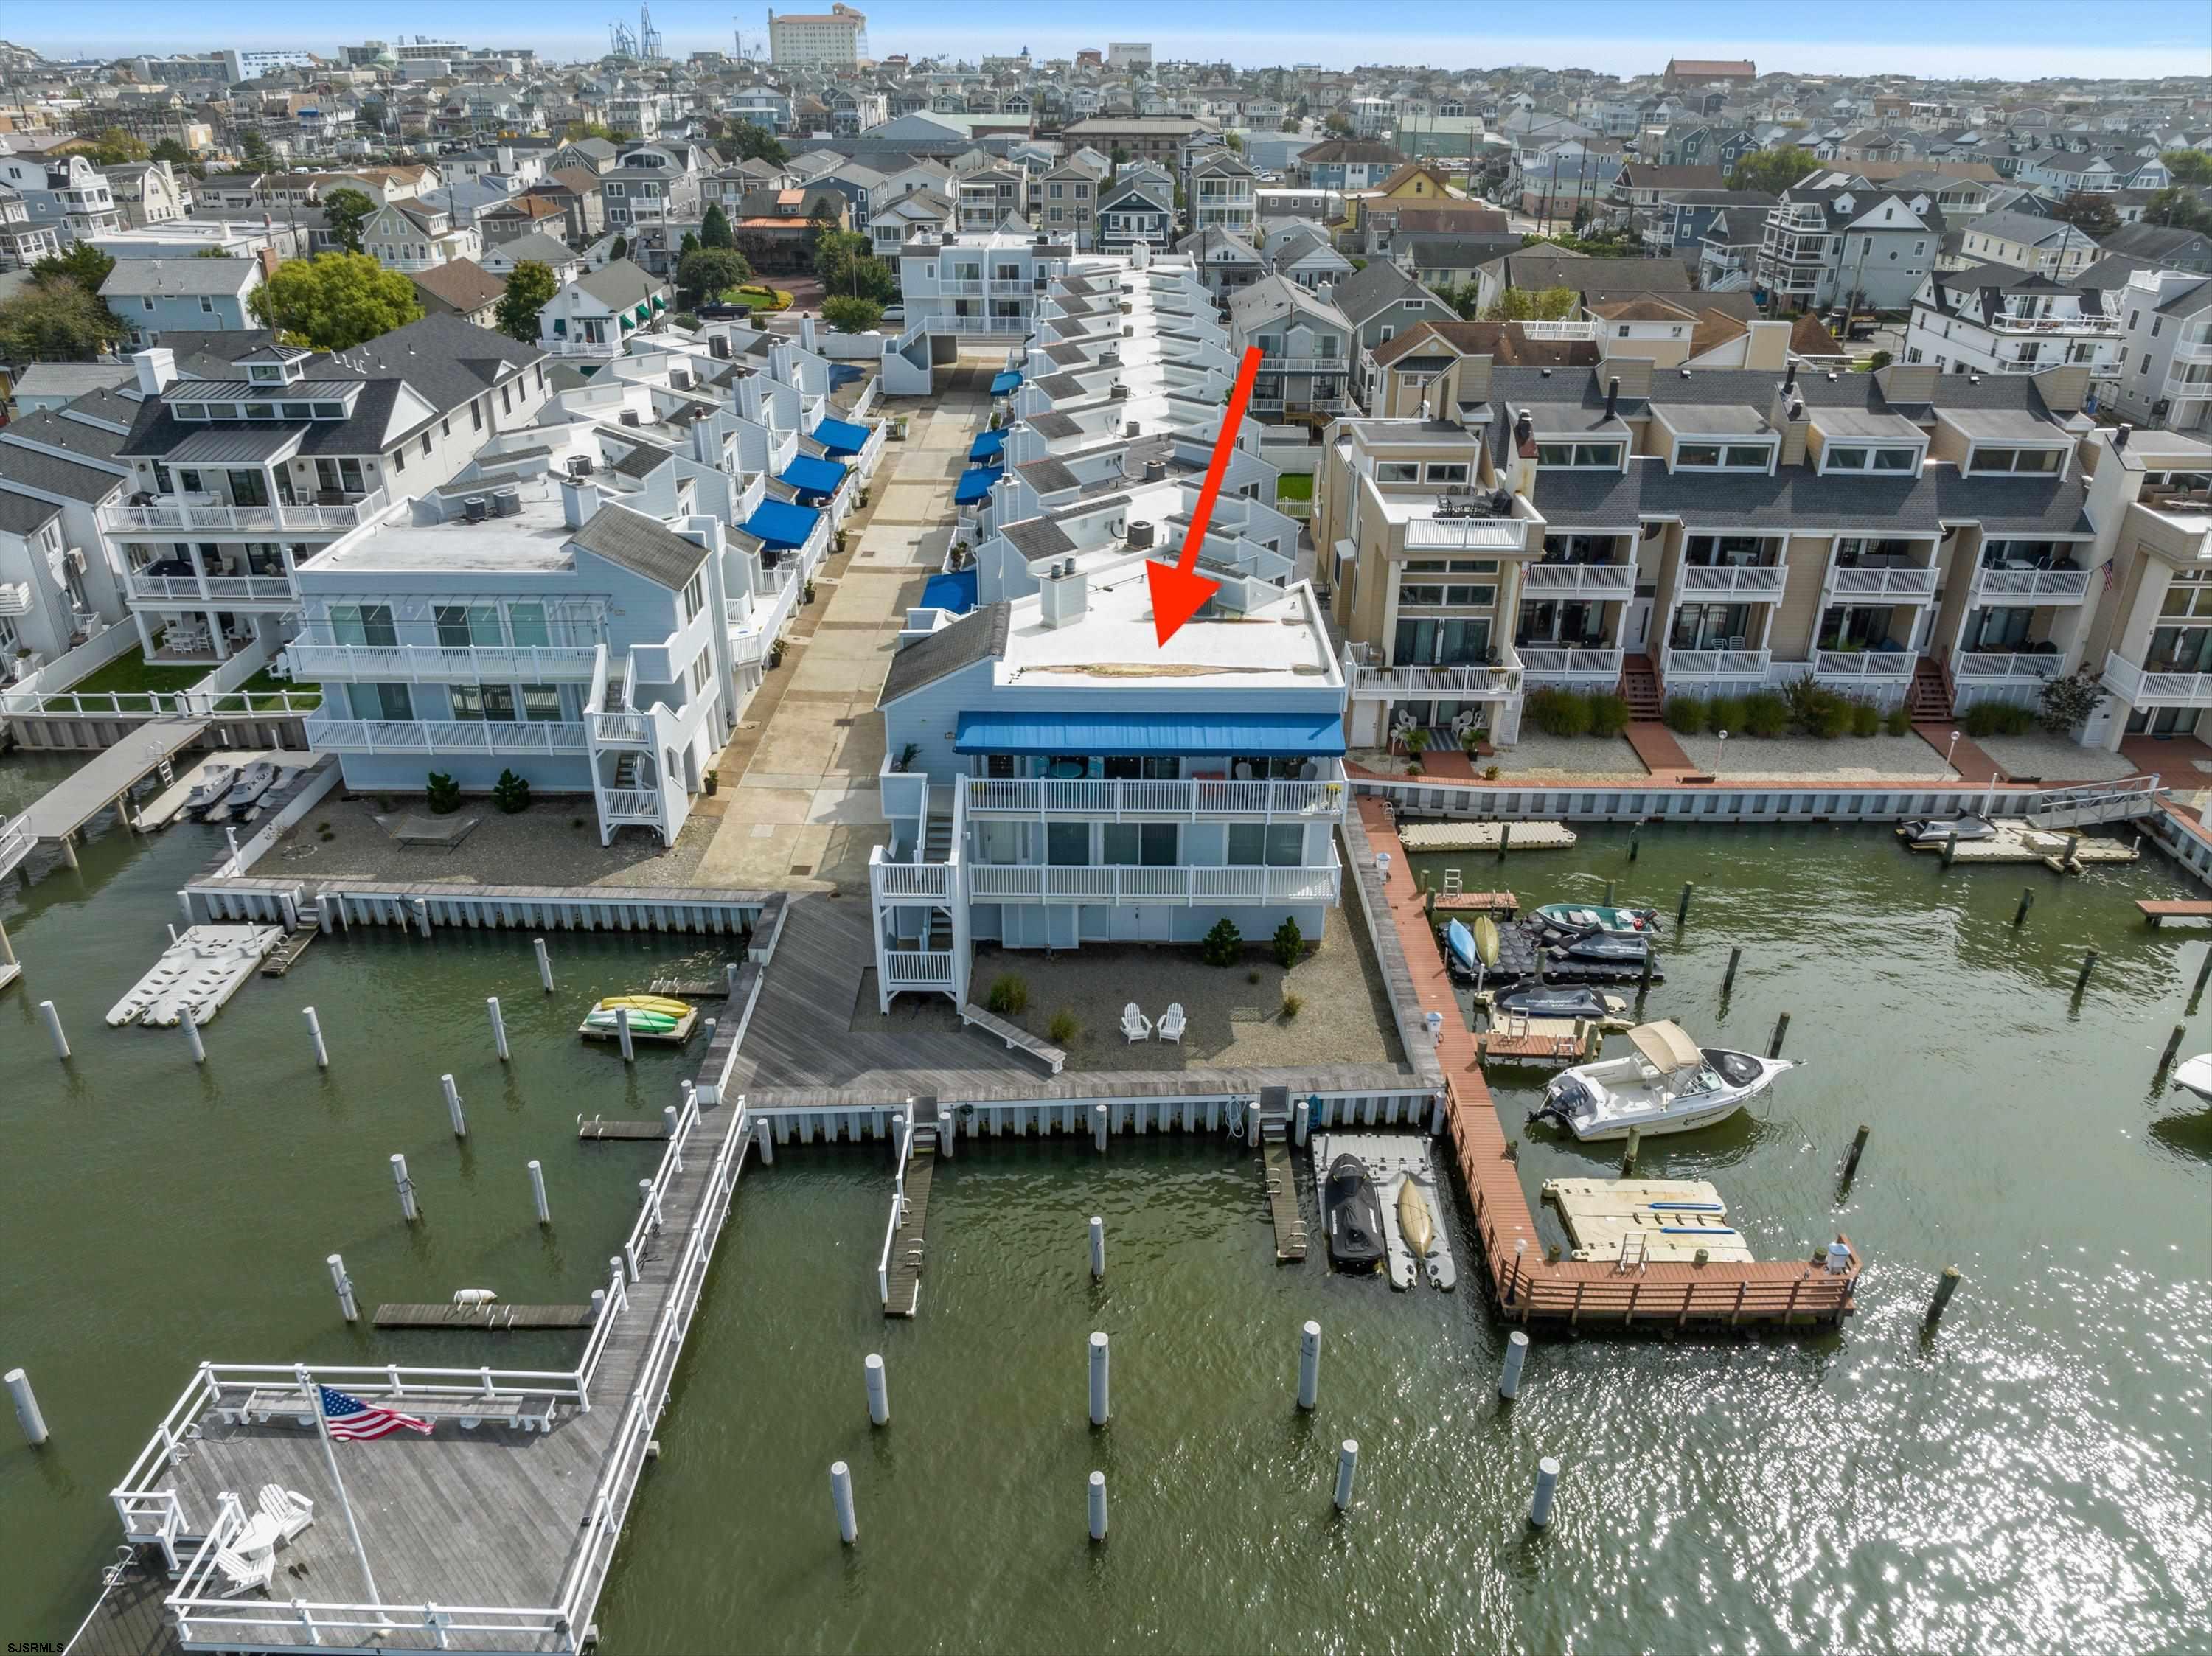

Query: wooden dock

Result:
[257,924,318,976]
[1398,820,1576,852]
[373,1303,597,1331]
[1260,1133,1307,1262]
[1478,1024,1596,1064]
[1432,890,1517,914]
[648,977,729,998]
[883,1136,936,1318]
[2138,900,2212,927]
[13,717,208,878]
[577,1115,674,1140]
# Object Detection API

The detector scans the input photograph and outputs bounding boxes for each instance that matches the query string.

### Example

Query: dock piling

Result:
[1677,883,1694,926]
[1621,1125,1641,1177]
[1722,947,1742,998]
[2064,832,2081,871]
[1333,1440,1359,1512]
[1637,947,1653,995]
[2014,888,2034,928]
[1528,1457,1561,1528]
[1093,1102,1107,1155]
[303,1006,329,1068]
[529,1161,551,1226]
[37,1000,69,1060]
[1500,1330,1530,1400]
[327,1253,358,1323]
[442,1074,467,1138]
[1926,1265,1962,1325]
[1297,1320,1321,1410]
[1294,1094,1311,1146]
[1089,1216,1105,1281]
[2074,950,2098,998]
[1841,1124,1871,1183]
[7,1368,48,1446]
[390,1154,418,1222]
[726,961,740,1001]
[0,911,14,966]
[487,997,509,1062]
[830,1461,858,1545]
[1088,1332,1110,1426]
[865,1354,889,1426]
[181,1006,206,1065]
[755,1118,775,1166]
[1497,823,1512,860]
[616,1006,635,1062]
[534,937,554,993]
[1941,830,1958,868]
[2159,1023,2187,1075]
[2195,950,2212,1006]
[1767,1012,1790,1060]
[663,1105,681,1141]
[1604,879,1615,905]
[1088,1471,1107,1542]
[1629,824,1641,862]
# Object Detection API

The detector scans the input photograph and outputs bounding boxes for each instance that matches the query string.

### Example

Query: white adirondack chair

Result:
[1156,1002,1186,1043]
[1120,1002,1152,1042]
[257,1484,316,1542]
[215,1544,274,1598]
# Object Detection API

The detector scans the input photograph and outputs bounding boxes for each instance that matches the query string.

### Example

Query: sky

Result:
[15,0,2212,81]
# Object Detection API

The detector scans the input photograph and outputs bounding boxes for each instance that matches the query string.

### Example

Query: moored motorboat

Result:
[1535,902,1660,936]
[222,761,279,815]
[1527,1020,1795,1141]
[2174,1053,2212,1104]
[1324,1153,1385,1272]
[1548,928,1651,965]
[1491,984,1615,1021]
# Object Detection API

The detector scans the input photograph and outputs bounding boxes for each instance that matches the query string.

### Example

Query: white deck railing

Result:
[1678,565,1789,597]
[0,815,29,882]
[875,1116,915,1307]
[872,854,956,901]
[967,855,1341,905]
[282,642,602,681]
[1971,566,2093,601]
[1518,646,1623,681]
[2105,649,2212,708]
[1952,651,2061,683]
[1663,647,1772,680]
[102,492,386,537]
[1825,566,1938,599]
[960,773,1346,820]
[1520,563,1636,595]
[1348,657,1523,698]
[1812,650,1918,681]
[125,571,297,605]
[302,717,590,755]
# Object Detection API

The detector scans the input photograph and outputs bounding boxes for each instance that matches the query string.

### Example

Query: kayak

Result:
[1396,1177,1435,1258]
[585,1005,682,1034]
[597,995,692,1018]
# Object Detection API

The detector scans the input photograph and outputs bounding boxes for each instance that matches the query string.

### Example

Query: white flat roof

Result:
[313,484,578,574]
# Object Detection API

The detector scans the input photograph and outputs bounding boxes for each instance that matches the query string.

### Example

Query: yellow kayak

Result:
[1472,916,1500,967]
[1397,1178,1434,1258]
[597,994,692,1018]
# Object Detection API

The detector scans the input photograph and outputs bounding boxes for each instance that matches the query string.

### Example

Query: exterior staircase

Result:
[612,753,642,790]
[925,911,953,951]
[923,810,953,863]
[1620,653,1663,720]
[1908,658,1954,722]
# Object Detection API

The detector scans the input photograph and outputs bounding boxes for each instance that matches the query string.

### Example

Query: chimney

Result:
[799,313,818,352]
[133,347,178,398]
[737,373,765,421]
[1038,558,1087,627]
[1783,358,1797,393]
[560,479,601,529]
[1605,376,1620,420]
[2115,423,2132,453]
[691,419,719,467]
[1742,319,1792,375]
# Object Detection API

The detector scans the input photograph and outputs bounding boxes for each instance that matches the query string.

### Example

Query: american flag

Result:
[318,1385,433,1441]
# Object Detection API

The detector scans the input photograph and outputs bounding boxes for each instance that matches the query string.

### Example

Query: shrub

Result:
[1272,916,1304,968]
[491,768,530,813]
[1281,991,1304,1020]
[985,973,1029,1016]
[1248,968,1262,984]
[1586,692,1630,738]
[2037,664,2104,735]
[1783,675,1826,733]
[1200,917,1243,967]
[1851,700,1882,737]
[1708,694,1750,734]
[1964,700,2037,737]
[571,815,586,829]
[1664,694,1707,734]
[425,770,462,814]
[1884,705,1915,737]
[1483,764,1502,780]
[1807,688,1853,740]
[1742,689,1791,739]
[1047,1007,1079,1045]
[1528,686,1593,737]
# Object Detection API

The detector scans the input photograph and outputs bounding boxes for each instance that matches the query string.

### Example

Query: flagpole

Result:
[297,1365,385,1614]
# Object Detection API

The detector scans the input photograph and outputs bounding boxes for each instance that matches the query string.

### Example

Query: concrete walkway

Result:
[695,363,993,892]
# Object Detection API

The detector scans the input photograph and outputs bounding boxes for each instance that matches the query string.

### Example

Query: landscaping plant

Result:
[1851,700,1882,737]
[1200,917,1243,967]
[1281,991,1304,1020]
[1742,689,1791,739]
[425,770,462,814]
[1271,916,1303,969]
[2037,665,2104,735]
[985,973,1029,1016]
[491,768,531,813]
[1663,694,1707,734]
[1883,705,1915,737]
[1047,1008,1079,1045]
[1586,692,1630,738]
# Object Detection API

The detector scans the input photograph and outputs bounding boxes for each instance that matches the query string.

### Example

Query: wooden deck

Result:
[63,1551,180,1656]
[372,1303,597,1330]
[577,1116,672,1141]
[1260,1133,1307,1262]
[1357,798,1860,1330]
[258,924,318,976]
[883,1140,936,1318]
[1430,890,1517,914]
[2138,900,2212,926]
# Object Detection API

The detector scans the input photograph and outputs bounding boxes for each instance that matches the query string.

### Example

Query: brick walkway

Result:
[1912,722,2006,784]
[1624,720,1694,779]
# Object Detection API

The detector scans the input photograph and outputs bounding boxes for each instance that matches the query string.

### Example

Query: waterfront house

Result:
[100,257,263,347]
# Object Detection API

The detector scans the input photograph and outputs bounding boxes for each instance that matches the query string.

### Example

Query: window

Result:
[1375,461,1420,483]
[1676,441,1773,471]
[521,683,563,722]
[1046,821,1089,866]
[200,296,214,313]
[1102,822,1178,866]
[508,602,550,648]
[451,683,518,721]
[471,399,483,432]
[153,463,173,493]
[1424,463,1469,484]
[1102,755,1180,779]
[1534,442,1624,468]
[352,681,412,720]
[1969,447,2062,475]
[392,447,406,473]
[435,603,501,647]
[682,570,706,623]
[1228,822,1304,866]
[142,297,156,311]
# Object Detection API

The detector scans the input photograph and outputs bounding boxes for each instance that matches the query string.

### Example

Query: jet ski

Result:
[1899,814,1996,846]
[181,765,238,820]
[1547,927,1652,964]
[1491,984,1614,1021]
[221,761,279,815]
[1324,1153,1385,1273]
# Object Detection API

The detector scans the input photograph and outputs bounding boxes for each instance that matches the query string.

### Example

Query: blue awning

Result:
[811,416,871,456]
[969,428,1005,461]
[990,369,1022,395]
[953,466,1001,504]
[779,453,849,498]
[954,711,1346,757]
[920,568,977,615]
[742,498,821,551]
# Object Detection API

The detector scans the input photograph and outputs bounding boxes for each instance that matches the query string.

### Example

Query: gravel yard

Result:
[1486,730,1651,782]
[1972,734,2138,783]
[263,793,719,888]
[1675,731,1949,779]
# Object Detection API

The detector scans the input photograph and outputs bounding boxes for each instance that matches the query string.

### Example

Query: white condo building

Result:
[767,4,868,66]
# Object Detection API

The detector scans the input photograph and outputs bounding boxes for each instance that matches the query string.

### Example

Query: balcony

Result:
[303,717,590,755]
[544,337,626,358]
[2104,650,2212,709]
[1403,515,1528,553]
[1349,650,1523,700]
[1823,565,1938,602]
[125,571,296,606]
[1811,649,1918,683]
[2160,368,2212,403]
[1969,565,2093,603]
[1519,646,1624,684]
[282,642,602,681]
[1663,647,1771,682]
[1678,565,1790,598]
[960,770,1346,820]
[966,853,1342,906]
[2172,338,2212,364]
[1521,561,1636,596]
[101,491,388,538]
[1987,312,2118,334]
[1951,651,2062,685]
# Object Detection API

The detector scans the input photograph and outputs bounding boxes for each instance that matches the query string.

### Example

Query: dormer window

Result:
[1535,441,1625,469]
[247,363,285,384]
[1968,445,2063,476]
[1823,445,1919,474]
[1676,439,1775,473]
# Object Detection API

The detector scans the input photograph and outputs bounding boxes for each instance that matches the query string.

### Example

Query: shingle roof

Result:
[1016,456,1080,494]
[100,257,259,299]
[0,487,63,537]
[1002,515,1078,560]
[410,257,507,316]
[0,439,130,504]
[1,408,131,466]
[575,258,665,310]
[568,502,708,589]
[878,602,1009,705]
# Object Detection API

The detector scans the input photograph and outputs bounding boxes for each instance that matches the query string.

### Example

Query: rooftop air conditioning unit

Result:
[620,409,640,426]
[1124,420,1141,436]
[671,369,691,389]
[568,456,593,479]
[492,486,521,518]
[1123,324,1134,337]
[1126,520,1155,549]
[462,495,488,523]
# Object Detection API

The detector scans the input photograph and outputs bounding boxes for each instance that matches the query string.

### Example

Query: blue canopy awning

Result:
[990,370,1022,395]
[742,498,821,552]
[811,416,871,456]
[969,428,1006,461]
[954,711,1346,758]
[953,466,1001,505]
[919,568,977,615]
[779,453,849,498]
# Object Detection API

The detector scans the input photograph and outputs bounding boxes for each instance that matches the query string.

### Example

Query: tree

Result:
[1482,284,1579,323]
[1323,111,1353,139]
[609,234,629,261]
[676,247,750,304]
[2143,187,2212,233]
[678,230,700,259]
[726,121,787,164]
[563,121,616,142]
[493,260,557,342]
[2037,664,2104,734]
[700,203,734,250]
[1223,131,1244,153]
[88,125,149,165]
[1727,145,1820,195]
[2162,148,2212,187]
[248,252,422,349]
[150,137,192,167]
[822,294,883,333]
[321,186,378,255]
[2052,190,2121,240]
[240,127,273,167]
[813,229,897,303]
[808,194,844,240]
[0,276,129,360]
[32,243,116,295]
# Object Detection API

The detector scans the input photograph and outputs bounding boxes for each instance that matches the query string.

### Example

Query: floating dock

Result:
[1398,820,1576,853]
[1431,889,1518,914]
[578,1005,700,1046]
[1901,819,2140,869]
[105,924,284,1027]
[578,1114,676,1140]
[1478,1017,1602,1064]
[257,923,319,976]
[1312,1131,1456,1291]
[1476,918,1664,986]
[372,1302,597,1330]
[136,751,316,832]
[2139,900,2212,927]
[1544,1178,1756,1265]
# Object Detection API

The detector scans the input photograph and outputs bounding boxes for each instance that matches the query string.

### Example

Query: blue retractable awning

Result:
[969,428,1006,461]
[953,466,1001,504]
[990,369,1023,395]
[954,711,1346,758]
[920,568,977,614]
[743,498,821,552]
[811,417,871,456]
[779,453,849,498]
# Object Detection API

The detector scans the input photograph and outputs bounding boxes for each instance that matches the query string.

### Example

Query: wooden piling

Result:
[1498,821,1512,860]
[535,937,554,992]
[2160,1023,2187,1074]
[327,1253,358,1323]
[1842,1124,1870,1183]
[1767,1012,1790,1059]
[1926,1265,1961,1324]
[2074,950,2098,996]
[1621,1124,1641,1177]
[1941,830,1958,868]
[2194,950,2212,1003]
[1722,946,1742,997]
[2014,888,2034,928]
[1677,882,1694,925]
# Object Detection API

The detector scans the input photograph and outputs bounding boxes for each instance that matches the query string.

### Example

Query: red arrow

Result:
[1145,344,1265,647]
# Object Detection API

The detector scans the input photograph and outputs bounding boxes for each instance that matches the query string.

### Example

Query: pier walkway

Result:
[5,719,205,880]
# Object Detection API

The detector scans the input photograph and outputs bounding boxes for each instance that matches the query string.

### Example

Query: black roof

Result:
[569,503,708,589]
[878,602,1009,706]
